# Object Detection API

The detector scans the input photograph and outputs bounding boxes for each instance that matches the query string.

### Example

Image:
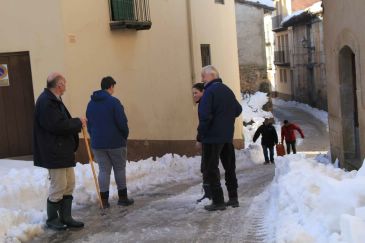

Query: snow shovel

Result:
[276,143,286,157]
[82,126,103,209]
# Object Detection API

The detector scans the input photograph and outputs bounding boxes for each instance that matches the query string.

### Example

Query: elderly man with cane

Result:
[33,72,86,230]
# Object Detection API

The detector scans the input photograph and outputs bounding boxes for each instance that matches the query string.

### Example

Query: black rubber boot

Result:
[100,191,110,209]
[226,190,239,208]
[60,195,84,228]
[46,199,67,230]
[118,188,134,206]
[197,184,212,203]
[204,186,226,211]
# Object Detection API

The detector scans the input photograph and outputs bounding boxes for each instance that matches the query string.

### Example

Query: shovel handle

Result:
[82,127,103,209]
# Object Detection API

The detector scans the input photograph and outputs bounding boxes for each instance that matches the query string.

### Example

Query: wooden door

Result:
[0,52,35,158]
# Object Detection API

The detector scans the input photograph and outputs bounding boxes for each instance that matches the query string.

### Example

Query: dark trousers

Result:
[201,143,238,201]
[262,145,274,162]
[286,141,296,154]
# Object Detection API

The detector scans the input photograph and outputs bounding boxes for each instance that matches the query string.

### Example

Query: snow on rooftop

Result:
[281,9,306,25]
[245,0,274,8]
[281,1,322,26]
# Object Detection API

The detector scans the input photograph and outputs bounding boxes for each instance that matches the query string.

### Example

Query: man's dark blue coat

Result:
[198,79,242,144]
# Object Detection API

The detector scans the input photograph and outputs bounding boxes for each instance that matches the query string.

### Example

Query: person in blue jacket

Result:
[198,65,242,211]
[86,76,133,208]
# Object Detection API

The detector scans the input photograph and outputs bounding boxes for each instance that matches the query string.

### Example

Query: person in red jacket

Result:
[281,120,304,154]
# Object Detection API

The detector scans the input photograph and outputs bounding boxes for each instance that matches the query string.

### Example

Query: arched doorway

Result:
[339,46,360,166]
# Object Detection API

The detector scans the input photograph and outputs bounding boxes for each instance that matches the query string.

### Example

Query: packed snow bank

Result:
[273,98,328,129]
[242,91,272,123]
[241,92,273,146]
[265,154,365,242]
[0,147,262,242]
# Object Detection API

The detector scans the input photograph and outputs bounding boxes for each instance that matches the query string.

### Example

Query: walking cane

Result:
[82,126,104,209]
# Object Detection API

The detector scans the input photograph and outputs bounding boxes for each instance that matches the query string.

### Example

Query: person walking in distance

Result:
[253,118,278,164]
[281,120,304,154]
[198,65,242,211]
[33,72,86,230]
[86,76,133,208]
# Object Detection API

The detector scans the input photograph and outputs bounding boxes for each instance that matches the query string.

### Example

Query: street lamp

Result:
[301,36,315,51]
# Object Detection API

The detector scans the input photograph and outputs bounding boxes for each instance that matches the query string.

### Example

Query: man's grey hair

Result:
[201,65,220,79]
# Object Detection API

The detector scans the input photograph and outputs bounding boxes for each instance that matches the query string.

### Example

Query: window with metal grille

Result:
[111,0,135,21]
[215,0,224,4]
[109,0,152,30]
[201,44,211,67]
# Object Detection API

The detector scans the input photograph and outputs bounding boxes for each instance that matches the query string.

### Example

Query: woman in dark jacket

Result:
[192,83,211,202]
[253,118,278,164]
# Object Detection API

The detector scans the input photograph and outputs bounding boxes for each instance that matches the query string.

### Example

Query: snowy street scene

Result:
[2,93,365,243]
[1,0,365,242]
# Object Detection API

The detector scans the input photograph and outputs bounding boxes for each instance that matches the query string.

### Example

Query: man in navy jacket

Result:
[86,77,133,208]
[198,65,242,211]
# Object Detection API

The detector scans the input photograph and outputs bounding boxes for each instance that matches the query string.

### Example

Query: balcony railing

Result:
[272,15,283,30]
[274,50,290,65]
[109,0,152,30]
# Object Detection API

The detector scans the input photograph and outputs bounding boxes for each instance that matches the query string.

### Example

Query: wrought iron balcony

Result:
[109,0,152,31]
[274,50,290,65]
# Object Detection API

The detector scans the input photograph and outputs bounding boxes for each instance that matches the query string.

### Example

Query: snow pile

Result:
[241,91,273,146]
[0,165,47,242]
[0,148,260,242]
[273,98,328,129]
[245,0,274,8]
[265,155,365,242]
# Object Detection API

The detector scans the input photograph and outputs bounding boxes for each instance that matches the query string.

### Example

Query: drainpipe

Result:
[186,0,196,83]
[306,23,315,106]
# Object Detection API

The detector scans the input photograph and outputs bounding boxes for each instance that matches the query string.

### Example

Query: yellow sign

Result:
[0,64,9,86]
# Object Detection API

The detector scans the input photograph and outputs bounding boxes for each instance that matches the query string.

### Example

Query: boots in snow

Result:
[46,199,67,230]
[59,195,84,228]
[100,191,110,209]
[204,186,226,211]
[118,188,134,206]
[197,184,212,203]
[225,190,239,208]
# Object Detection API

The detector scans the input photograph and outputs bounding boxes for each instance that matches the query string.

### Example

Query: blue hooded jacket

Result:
[198,79,242,144]
[86,90,129,149]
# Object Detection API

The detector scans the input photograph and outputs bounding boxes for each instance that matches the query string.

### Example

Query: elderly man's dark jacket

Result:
[197,79,242,144]
[33,88,82,169]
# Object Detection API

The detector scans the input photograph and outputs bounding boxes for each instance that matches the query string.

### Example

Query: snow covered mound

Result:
[242,91,272,123]
[266,155,365,242]
[241,91,273,146]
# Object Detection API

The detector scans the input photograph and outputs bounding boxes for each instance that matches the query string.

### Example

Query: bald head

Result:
[47,72,65,89]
